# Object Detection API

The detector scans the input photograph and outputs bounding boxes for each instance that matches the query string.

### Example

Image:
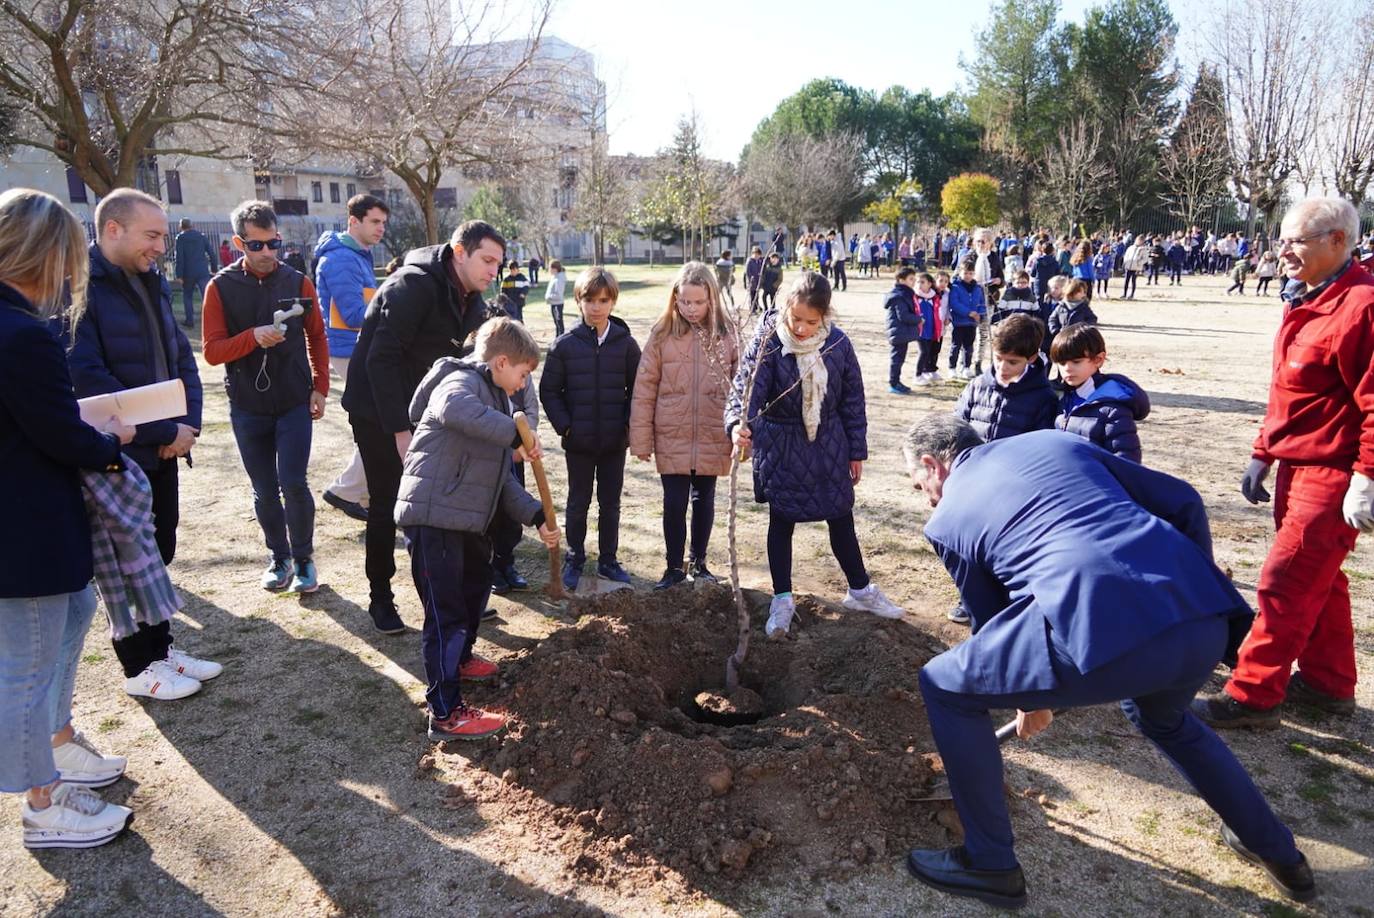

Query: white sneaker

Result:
[912,374,932,387]
[22,783,132,849]
[124,659,202,701]
[53,732,127,788]
[842,582,905,619]
[927,370,943,382]
[765,594,796,640]
[166,648,223,682]
[963,366,976,379]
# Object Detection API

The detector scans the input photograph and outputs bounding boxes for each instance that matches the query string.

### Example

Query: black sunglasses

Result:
[242,238,284,252]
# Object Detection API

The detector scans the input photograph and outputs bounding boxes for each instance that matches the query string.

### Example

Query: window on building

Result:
[329,182,340,203]
[311,181,323,203]
[346,183,357,198]
[165,170,183,205]
[65,167,88,204]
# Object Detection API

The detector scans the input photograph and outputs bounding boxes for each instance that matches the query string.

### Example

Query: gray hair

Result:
[1285,197,1360,249]
[903,414,983,465]
[93,188,163,240]
[230,199,277,237]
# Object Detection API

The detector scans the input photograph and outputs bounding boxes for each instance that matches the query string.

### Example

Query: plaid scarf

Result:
[80,464,180,640]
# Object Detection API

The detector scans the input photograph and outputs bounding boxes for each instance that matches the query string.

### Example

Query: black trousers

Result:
[916,338,940,375]
[111,459,179,676]
[1122,270,1139,298]
[550,302,565,336]
[350,413,404,607]
[766,508,867,595]
[832,260,847,291]
[404,525,490,718]
[948,326,975,368]
[564,449,626,562]
[489,461,526,567]
[889,340,910,386]
[661,473,717,570]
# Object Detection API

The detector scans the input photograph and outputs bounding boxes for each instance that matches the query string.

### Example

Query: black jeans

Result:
[404,525,490,718]
[1146,263,1161,284]
[762,288,778,311]
[948,326,976,368]
[832,260,847,291]
[111,459,179,676]
[550,302,565,336]
[661,473,717,570]
[916,338,940,375]
[489,461,525,567]
[1122,270,1139,298]
[1169,264,1182,284]
[350,414,404,607]
[1257,277,1273,295]
[766,508,867,595]
[564,449,626,562]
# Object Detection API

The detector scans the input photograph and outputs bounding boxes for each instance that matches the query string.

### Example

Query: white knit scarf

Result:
[775,318,830,442]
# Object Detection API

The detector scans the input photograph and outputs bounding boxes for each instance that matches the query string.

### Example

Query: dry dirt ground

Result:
[3,263,1372,918]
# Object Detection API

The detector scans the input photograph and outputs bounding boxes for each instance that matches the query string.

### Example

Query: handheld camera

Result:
[273,297,311,333]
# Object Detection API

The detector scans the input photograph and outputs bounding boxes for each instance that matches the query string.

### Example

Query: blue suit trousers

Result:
[919,616,1299,871]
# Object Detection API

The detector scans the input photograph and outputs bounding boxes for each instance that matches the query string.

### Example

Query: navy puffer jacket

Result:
[1047,299,1098,340]
[539,316,641,455]
[68,244,204,471]
[954,362,1058,442]
[884,284,923,343]
[725,324,867,522]
[1057,372,1151,463]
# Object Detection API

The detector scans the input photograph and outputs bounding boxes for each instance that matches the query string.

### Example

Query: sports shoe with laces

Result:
[22,783,132,849]
[562,555,584,592]
[765,593,796,640]
[842,582,905,619]
[496,563,528,592]
[166,648,223,682]
[947,603,972,624]
[289,558,319,593]
[428,703,506,741]
[889,383,912,395]
[597,560,632,584]
[124,659,202,701]
[654,568,687,590]
[261,558,292,592]
[460,655,500,683]
[689,561,718,583]
[53,732,127,788]
[369,601,406,635]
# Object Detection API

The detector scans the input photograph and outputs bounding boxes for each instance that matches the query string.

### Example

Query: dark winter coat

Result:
[68,244,204,471]
[884,284,923,344]
[1057,372,1151,463]
[947,278,985,327]
[993,285,1039,324]
[724,325,867,523]
[954,362,1059,442]
[1047,299,1098,340]
[342,244,487,434]
[211,261,314,416]
[1,282,124,598]
[538,315,641,455]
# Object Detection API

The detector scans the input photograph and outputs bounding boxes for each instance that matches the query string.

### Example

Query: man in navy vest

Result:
[900,415,1314,909]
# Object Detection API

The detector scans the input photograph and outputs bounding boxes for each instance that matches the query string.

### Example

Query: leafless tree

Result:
[1037,118,1109,234]
[1326,8,1374,205]
[1100,94,1163,228]
[570,134,630,264]
[741,130,866,237]
[0,0,334,195]
[1159,98,1232,228]
[1207,0,1331,235]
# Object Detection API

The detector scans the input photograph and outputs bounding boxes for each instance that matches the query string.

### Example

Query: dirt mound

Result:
[451,583,953,891]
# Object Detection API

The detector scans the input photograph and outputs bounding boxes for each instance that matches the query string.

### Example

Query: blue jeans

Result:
[0,586,98,791]
[919,616,1299,871]
[181,275,209,324]
[230,402,315,562]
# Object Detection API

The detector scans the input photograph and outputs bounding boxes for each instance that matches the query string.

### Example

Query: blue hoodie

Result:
[314,230,377,359]
[947,278,985,327]
[1057,372,1151,463]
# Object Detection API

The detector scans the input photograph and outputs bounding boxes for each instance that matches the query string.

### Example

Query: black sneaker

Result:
[481,607,499,621]
[653,568,687,591]
[490,565,512,595]
[689,561,718,583]
[1190,692,1280,729]
[1220,823,1316,902]
[323,490,369,522]
[597,560,632,584]
[369,601,406,635]
[1286,672,1356,716]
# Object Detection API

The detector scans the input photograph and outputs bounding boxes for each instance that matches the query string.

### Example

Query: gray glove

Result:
[1241,458,1272,504]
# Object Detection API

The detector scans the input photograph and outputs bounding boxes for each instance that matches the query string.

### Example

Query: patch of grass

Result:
[1136,809,1161,836]
[1262,903,1304,918]
[1297,777,1336,804]
[1342,566,1372,582]
[1285,741,1309,757]
[81,652,106,664]
[98,716,122,733]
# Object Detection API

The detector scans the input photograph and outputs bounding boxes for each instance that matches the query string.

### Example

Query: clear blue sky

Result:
[545,0,1177,161]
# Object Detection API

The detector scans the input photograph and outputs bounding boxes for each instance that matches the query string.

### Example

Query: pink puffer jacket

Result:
[629,324,739,476]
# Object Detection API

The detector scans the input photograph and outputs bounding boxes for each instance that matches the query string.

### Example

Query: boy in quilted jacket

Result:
[725,272,904,639]
[630,262,739,590]
[1050,323,1151,463]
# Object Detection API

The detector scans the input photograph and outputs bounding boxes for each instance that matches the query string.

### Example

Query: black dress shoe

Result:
[323,490,369,522]
[1221,823,1316,902]
[906,846,1027,910]
[369,601,406,635]
[1286,672,1356,715]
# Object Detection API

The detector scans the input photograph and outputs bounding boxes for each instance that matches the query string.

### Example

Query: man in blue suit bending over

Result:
[901,416,1313,910]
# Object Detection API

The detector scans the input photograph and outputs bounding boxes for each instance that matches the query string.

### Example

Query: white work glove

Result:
[1342,471,1374,533]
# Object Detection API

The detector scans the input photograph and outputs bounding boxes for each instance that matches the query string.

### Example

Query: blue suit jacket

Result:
[922,431,1252,695]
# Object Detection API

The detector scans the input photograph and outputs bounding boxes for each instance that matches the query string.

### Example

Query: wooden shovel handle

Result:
[513,412,556,525]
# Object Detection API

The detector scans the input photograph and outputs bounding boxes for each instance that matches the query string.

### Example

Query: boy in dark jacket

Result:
[946,260,985,379]
[499,260,530,321]
[885,267,923,393]
[953,314,1057,443]
[539,267,642,591]
[760,252,784,312]
[397,317,560,741]
[1050,323,1151,463]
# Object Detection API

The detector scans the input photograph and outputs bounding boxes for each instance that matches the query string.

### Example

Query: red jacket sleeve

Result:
[301,276,330,396]
[201,280,259,365]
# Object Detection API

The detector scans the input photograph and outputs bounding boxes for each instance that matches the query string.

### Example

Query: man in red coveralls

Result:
[1194,197,1374,729]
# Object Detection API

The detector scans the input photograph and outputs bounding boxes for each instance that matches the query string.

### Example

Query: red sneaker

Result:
[428,704,506,741]
[460,655,499,683]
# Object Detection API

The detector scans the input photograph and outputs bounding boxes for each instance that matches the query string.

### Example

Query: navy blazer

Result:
[921,431,1252,695]
[0,282,123,598]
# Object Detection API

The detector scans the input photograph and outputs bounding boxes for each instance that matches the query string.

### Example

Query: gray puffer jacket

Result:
[394,356,541,533]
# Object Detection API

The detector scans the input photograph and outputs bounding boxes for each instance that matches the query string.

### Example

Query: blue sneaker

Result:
[597,560,632,584]
[261,558,292,592]
[289,558,319,593]
[889,383,912,394]
[561,555,584,592]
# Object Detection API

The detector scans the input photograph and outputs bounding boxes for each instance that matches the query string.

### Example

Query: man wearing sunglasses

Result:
[201,200,330,596]
[1195,196,1374,730]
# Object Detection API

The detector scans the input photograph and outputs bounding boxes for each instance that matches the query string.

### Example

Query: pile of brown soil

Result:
[450,583,953,891]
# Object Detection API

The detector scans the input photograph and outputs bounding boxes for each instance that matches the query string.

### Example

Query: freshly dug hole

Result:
[459,583,954,886]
